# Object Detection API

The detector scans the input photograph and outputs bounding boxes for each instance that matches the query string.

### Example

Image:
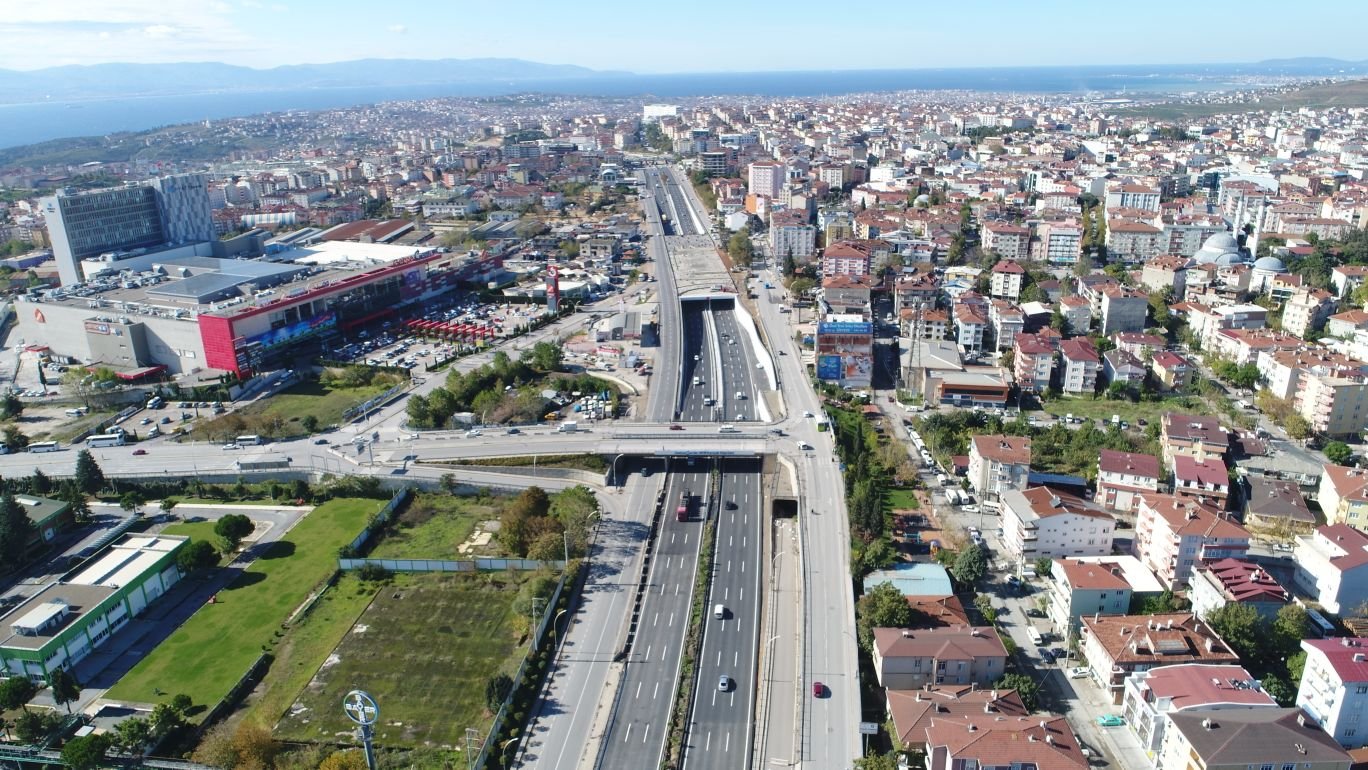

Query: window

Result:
[1356,685,1368,694]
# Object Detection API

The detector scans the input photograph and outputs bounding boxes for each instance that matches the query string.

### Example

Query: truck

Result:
[676,489,690,521]
[558,421,579,433]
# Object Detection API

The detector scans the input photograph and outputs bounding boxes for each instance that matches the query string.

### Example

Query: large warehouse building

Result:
[0,535,188,682]
[13,239,504,376]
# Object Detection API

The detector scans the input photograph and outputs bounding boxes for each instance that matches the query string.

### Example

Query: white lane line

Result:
[669,612,675,626]
[624,724,632,743]
[642,724,649,743]
[727,560,732,573]
[734,650,739,666]
[653,681,660,699]
[725,731,731,752]
[644,645,651,661]
[662,644,668,661]
[706,730,713,749]
[635,681,642,699]
[653,612,658,627]
[724,587,729,601]
[717,650,721,665]
[739,587,744,602]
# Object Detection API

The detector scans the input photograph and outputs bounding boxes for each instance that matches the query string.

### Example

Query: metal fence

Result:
[338,557,563,573]
[345,486,412,554]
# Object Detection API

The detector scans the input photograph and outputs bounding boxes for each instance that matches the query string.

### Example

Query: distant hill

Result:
[1123,78,1368,120]
[0,58,629,104]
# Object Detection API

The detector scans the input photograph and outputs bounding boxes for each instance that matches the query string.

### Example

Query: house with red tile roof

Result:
[1150,350,1196,391]
[1160,413,1229,467]
[989,259,1026,301]
[1172,455,1231,510]
[1059,337,1099,394]
[1298,638,1368,749]
[968,435,1032,502]
[925,714,1086,770]
[1189,558,1288,622]
[1079,613,1240,704]
[1095,449,1162,513]
[1001,487,1115,565]
[887,685,1028,753]
[1135,493,1249,588]
[871,626,1008,689]
[1320,464,1368,533]
[1046,555,1163,637]
[1122,663,1277,758]
[1159,707,1350,770]
[1292,524,1368,615]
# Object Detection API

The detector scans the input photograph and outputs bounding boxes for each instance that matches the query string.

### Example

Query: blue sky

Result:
[2,0,1367,72]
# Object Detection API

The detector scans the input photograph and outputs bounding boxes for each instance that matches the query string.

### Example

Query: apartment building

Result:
[1103,349,1147,389]
[982,222,1030,260]
[1059,337,1100,394]
[1140,254,1190,299]
[1095,450,1162,513]
[1159,413,1229,467]
[1331,264,1368,299]
[1297,638,1368,749]
[1106,183,1162,212]
[893,273,940,314]
[1188,558,1288,622]
[1135,493,1250,589]
[1080,613,1240,704]
[1100,286,1151,336]
[769,210,816,258]
[1156,708,1349,770]
[1059,295,1092,334]
[1107,220,1165,262]
[1243,475,1314,536]
[821,240,876,277]
[1294,368,1368,438]
[871,626,1007,690]
[1172,455,1231,510]
[953,303,988,353]
[989,259,1025,300]
[1282,287,1338,338]
[1013,332,1056,394]
[747,160,784,199]
[1292,524,1368,615]
[1122,664,1277,762]
[887,687,1028,761]
[1000,487,1115,566]
[988,300,1024,351]
[967,434,1031,503]
[922,714,1085,770]
[1047,555,1161,638]
[1036,220,1083,265]
[1150,351,1195,391]
[1318,464,1368,532]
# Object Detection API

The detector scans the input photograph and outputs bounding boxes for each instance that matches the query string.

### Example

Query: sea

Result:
[0,64,1305,150]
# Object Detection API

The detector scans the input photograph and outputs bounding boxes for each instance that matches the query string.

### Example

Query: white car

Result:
[465,429,482,438]
[1068,667,1090,679]
[802,410,813,418]
[222,443,240,451]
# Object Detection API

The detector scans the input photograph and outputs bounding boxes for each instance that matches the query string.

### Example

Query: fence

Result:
[342,381,410,423]
[338,557,563,573]
[344,486,412,554]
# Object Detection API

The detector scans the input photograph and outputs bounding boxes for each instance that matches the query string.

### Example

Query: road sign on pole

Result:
[343,690,379,770]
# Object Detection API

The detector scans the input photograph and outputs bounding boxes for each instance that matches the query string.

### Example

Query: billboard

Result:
[817,355,843,380]
[242,310,337,352]
[818,321,872,336]
[817,352,872,385]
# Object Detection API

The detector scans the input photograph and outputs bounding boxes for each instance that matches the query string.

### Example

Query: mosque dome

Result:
[1193,231,1246,265]
[1253,255,1286,273]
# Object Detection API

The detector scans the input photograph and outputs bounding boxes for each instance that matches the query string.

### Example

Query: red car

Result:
[813,682,825,698]
[132,449,148,456]
[669,424,685,431]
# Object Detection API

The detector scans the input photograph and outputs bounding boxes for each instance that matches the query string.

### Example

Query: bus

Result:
[86,433,126,448]
[236,435,265,446]
[28,441,62,453]
[676,490,690,522]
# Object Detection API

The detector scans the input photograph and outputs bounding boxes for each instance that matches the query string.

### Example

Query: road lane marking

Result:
[645,645,651,661]
[717,650,721,665]
[725,731,731,751]
[624,724,632,743]
[653,681,659,699]
[669,612,675,626]
[636,681,642,699]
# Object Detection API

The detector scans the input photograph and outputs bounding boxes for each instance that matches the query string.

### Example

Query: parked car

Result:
[1096,715,1124,727]
[1069,667,1090,679]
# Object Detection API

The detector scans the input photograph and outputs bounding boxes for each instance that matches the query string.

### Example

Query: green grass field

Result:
[367,493,503,559]
[194,379,390,440]
[1040,396,1173,426]
[884,488,921,511]
[106,498,382,709]
[274,572,528,748]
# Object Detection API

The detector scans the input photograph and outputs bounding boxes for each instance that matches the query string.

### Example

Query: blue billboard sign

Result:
[818,321,872,336]
[243,310,337,351]
[817,355,842,380]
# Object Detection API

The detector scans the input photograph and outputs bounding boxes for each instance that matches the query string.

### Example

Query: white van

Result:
[718,424,738,433]
[714,604,725,620]
[1027,627,1044,646]
[735,391,746,400]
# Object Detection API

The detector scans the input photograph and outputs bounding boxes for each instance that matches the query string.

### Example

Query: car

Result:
[1068,667,1090,679]
[669,424,685,431]
[1027,608,1044,618]
[132,449,148,456]
[222,443,240,451]
[140,417,153,425]
[778,350,786,355]
[160,416,171,424]
[506,427,520,435]
[725,500,738,510]
[962,505,980,513]
[802,411,813,418]
[1050,647,1066,661]
[314,438,329,445]
[694,354,701,361]
[1040,648,1056,663]
[1096,715,1124,727]
[465,429,482,438]
[812,681,825,698]
[718,675,731,691]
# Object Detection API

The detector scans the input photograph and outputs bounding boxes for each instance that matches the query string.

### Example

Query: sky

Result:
[2,0,1367,73]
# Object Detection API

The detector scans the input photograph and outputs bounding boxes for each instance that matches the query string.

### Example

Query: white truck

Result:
[557,421,579,433]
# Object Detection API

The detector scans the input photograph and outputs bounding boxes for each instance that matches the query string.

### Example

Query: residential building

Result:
[1079,613,1241,704]
[1160,413,1229,467]
[1036,220,1083,265]
[1244,476,1315,536]
[1107,220,1166,262]
[1172,455,1231,510]
[967,434,1032,502]
[1100,286,1151,336]
[887,686,1028,759]
[821,274,873,313]
[1331,265,1368,300]
[769,210,816,259]
[870,626,1007,689]
[982,222,1030,261]
[1103,348,1147,389]
[1292,524,1368,615]
[0,535,187,681]
[1326,309,1368,339]
[1000,487,1115,566]
[894,273,940,314]
[988,300,1024,351]
[1013,332,1056,394]
[1156,708,1350,770]
[1140,255,1190,300]
[923,714,1086,770]
[1047,555,1162,638]
[1112,331,1166,359]
[1121,664,1277,762]
[1059,295,1092,334]
[989,259,1026,301]
[1134,493,1250,589]
[1059,337,1100,394]
[1294,368,1368,439]
[953,302,988,353]
[1283,287,1338,338]
[904,307,950,342]
[905,595,972,628]
[1297,638,1368,749]
[1096,450,1163,513]
[1188,559,1289,622]
[1319,464,1368,532]
[1150,351,1196,391]
[747,160,783,199]
[821,240,876,277]
[1106,183,1162,212]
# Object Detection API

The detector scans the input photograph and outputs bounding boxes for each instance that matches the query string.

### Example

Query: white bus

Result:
[86,433,126,448]
[28,441,61,453]
[236,434,265,446]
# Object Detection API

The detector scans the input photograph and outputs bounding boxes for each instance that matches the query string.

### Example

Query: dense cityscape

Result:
[6,34,1368,770]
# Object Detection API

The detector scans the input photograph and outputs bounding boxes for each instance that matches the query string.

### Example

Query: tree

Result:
[486,672,514,712]
[1033,557,1054,578]
[170,693,194,715]
[301,414,320,433]
[524,341,563,372]
[1272,604,1310,657]
[0,676,36,712]
[1262,674,1296,706]
[176,539,219,572]
[29,468,51,495]
[61,734,111,770]
[973,594,999,625]
[214,513,255,552]
[995,672,1040,711]
[1325,441,1354,466]
[0,491,37,567]
[149,702,183,737]
[950,544,987,586]
[119,490,146,516]
[48,668,81,714]
[319,750,371,770]
[0,392,23,420]
[854,752,902,770]
[1287,650,1308,685]
[74,449,106,494]
[727,228,755,267]
[230,722,279,769]
[114,716,153,756]
[856,581,916,649]
[1206,603,1261,664]
[1285,412,1312,441]
[2,424,29,451]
